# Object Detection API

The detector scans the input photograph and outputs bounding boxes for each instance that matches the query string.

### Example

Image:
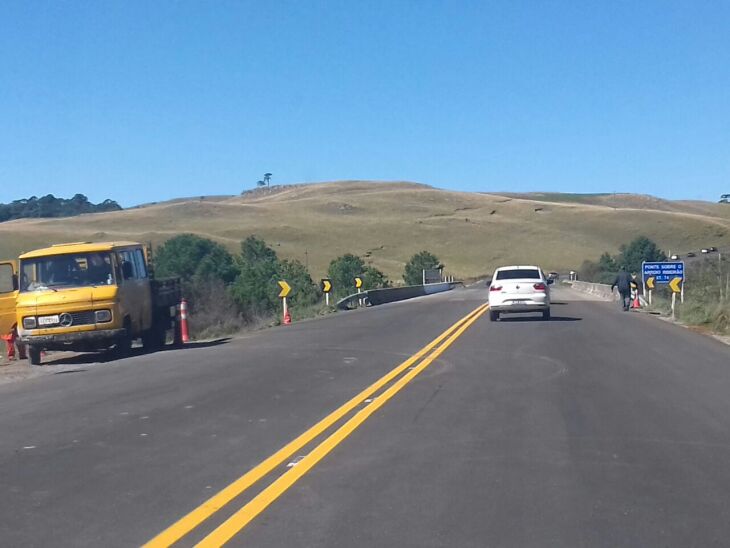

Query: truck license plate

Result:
[38,315,60,326]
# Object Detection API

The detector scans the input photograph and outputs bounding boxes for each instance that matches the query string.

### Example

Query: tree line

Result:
[579,236,667,284]
[154,234,443,337]
[0,194,121,223]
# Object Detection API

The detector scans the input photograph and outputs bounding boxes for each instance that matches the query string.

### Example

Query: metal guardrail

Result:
[336,282,458,310]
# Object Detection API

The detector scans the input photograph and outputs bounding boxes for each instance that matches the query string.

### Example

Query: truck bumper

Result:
[20,329,126,351]
[490,302,550,313]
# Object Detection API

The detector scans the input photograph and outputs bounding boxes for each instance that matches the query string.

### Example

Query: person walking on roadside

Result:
[611,266,634,311]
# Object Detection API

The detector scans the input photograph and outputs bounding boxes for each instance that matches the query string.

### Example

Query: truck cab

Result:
[17,242,180,365]
[0,260,18,339]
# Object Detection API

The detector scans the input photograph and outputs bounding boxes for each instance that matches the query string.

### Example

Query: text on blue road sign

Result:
[642,261,684,284]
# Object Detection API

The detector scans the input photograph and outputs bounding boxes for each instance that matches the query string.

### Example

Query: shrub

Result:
[328,254,389,298]
[185,279,245,339]
[403,251,441,286]
[279,258,320,307]
[617,236,667,273]
[155,234,242,338]
[155,234,237,284]
[230,236,282,317]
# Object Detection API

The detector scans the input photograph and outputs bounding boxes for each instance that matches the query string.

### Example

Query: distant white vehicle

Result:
[488,265,553,322]
[701,248,709,254]
[670,254,680,260]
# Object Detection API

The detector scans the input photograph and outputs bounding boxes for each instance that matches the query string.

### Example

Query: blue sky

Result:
[1,1,728,207]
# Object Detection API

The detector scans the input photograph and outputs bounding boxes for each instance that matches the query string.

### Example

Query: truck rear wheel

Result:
[142,326,166,351]
[28,346,42,366]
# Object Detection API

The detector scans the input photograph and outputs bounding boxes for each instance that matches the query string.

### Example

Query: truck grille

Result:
[69,311,96,326]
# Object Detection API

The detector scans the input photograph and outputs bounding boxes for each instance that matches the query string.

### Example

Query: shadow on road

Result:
[547,316,582,322]
[498,316,582,323]
[177,338,232,349]
[40,338,232,367]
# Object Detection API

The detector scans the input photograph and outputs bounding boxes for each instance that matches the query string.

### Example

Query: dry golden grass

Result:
[1,181,728,281]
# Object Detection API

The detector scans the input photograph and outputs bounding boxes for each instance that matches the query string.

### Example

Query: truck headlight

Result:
[95,309,112,323]
[23,317,37,329]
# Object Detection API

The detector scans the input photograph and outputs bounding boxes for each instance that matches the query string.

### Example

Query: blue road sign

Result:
[642,261,684,284]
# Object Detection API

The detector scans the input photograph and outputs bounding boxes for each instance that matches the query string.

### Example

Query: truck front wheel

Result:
[115,321,133,358]
[28,346,42,366]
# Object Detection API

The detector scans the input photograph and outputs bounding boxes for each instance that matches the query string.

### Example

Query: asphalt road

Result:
[2,285,730,547]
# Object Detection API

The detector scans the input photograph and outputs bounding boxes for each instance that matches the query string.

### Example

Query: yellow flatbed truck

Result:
[17,242,181,365]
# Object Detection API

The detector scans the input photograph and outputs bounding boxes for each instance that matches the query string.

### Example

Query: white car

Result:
[488,265,553,321]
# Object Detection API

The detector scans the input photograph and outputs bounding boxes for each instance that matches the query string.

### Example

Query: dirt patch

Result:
[315,202,360,215]
[654,315,730,348]
[0,351,84,385]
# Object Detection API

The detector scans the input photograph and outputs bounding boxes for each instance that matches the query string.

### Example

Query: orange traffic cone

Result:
[179,299,190,343]
[631,293,641,309]
[283,310,292,325]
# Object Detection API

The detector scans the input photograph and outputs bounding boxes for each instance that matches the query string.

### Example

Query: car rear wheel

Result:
[142,326,166,351]
[489,310,500,322]
[542,309,551,321]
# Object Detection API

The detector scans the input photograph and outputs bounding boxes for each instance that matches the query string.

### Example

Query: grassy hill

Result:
[1,181,728,281]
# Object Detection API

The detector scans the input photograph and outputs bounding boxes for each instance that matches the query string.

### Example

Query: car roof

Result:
[19,241,143,259]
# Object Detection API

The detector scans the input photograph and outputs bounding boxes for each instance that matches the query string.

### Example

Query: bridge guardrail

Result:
[569,280,619,301]
[337,282,458,310]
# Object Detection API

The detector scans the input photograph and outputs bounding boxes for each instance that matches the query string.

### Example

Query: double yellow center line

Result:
[145,302,488,547]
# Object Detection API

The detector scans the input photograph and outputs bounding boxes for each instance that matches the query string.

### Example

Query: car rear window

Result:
[495,269,541,280]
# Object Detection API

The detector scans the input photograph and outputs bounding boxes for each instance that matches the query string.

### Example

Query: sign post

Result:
[278,280,292,324]
[321,278,332,306]
[354,276,363,307]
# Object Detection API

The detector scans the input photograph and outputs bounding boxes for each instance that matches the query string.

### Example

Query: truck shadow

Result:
[41,338,232,366]
[161,338,232,351]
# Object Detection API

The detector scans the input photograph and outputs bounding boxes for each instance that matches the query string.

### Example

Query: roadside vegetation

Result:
[578,237,729,336]
[578,236,667,284]
[153,234,447,339]
[650,256,730,335]
[154,234,393,338]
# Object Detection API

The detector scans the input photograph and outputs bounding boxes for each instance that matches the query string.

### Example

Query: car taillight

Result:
[490,285,502,292]
[533,283,547,291]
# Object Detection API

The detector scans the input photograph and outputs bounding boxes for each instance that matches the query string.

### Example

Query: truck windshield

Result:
[20,252,115,292]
